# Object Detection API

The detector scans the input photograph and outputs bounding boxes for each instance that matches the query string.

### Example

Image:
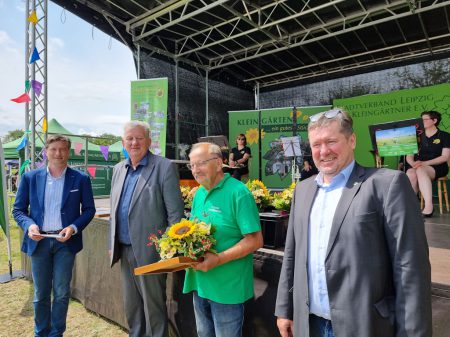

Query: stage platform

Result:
[94,198,450,335]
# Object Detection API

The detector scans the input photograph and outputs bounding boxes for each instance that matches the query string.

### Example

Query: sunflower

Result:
[168,220,195,239]
[245,128,265,145]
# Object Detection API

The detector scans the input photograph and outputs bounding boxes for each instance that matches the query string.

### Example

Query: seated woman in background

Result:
[406,111,450,217]
[229,134,251,181]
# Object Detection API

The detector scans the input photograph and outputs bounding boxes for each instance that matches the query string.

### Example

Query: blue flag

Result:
[29,47,40,64]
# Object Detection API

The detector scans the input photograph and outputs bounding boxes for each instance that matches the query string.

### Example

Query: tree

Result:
[327,83,376,102]
[2,129,24,143]
[84,133,121,146]
[394,60,450,89]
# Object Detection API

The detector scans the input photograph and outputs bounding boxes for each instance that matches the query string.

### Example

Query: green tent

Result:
[2,119,121,162]
[2,119,121,196]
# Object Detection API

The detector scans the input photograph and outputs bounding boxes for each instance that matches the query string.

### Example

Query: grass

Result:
[0,208,127,337]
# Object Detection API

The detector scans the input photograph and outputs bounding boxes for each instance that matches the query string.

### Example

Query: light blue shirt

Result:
[117,152,149,245]
[42,167,66,232]
[308,161,355,319]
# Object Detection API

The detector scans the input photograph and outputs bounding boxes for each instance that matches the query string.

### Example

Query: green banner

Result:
[334,83,450,168]
[0,139,9,236]
[131,78,168,157]
[229,105,331,189]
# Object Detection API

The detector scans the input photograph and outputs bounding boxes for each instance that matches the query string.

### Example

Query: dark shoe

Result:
[422,209,434,218]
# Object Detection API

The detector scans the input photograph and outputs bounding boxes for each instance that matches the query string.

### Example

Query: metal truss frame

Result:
[25,0,48,169]
[56,0,450,88]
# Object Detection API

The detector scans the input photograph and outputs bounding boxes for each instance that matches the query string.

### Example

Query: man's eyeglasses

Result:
[309,109,342,122]
[124,137,146,143]
[187,157,219,170]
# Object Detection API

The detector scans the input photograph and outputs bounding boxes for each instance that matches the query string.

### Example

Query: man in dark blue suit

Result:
[13,134,95,337]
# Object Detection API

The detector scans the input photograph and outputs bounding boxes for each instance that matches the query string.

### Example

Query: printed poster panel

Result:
[229,106,331,189]
[334,83,450,169]
[131,79,168,157]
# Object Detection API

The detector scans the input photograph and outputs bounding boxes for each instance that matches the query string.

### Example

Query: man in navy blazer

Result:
[13,134,95,337]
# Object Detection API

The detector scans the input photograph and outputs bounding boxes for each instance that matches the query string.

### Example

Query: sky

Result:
[0,0,137,138]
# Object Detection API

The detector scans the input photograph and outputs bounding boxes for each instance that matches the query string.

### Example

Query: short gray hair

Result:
[123,121,150,138]
[308,109,354,137]
[190,142,222,157]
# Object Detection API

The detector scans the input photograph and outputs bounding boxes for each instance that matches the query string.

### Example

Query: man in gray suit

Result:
[109,121,184,337]
[275,109,431,337]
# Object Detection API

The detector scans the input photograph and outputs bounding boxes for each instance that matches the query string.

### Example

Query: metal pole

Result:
[254,82,260,110]
[205,69,209,136]
[175,57,180,159]
[24,0,30,171]
[84,137,88,172]
[137,44,141,79]
[30,0,37,168]
[43,0,48,147]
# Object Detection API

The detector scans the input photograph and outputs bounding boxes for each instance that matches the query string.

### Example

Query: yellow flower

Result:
[245,129,265,145]
[168,220,195,239]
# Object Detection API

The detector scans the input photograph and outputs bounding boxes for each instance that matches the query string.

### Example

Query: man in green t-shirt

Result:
[183,142,263,337]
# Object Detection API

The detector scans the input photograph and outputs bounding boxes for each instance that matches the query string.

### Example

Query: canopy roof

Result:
[51,0,450,90]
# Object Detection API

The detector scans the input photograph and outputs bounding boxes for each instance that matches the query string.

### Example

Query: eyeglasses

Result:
[309,109,342,122]
[237,138,246,141]
[187,157,219,170]
[124,136,146,143]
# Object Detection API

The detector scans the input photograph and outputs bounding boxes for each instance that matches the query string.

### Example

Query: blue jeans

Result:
[309,314,334,337]
[193,292,244,337]
[31,238,76,337]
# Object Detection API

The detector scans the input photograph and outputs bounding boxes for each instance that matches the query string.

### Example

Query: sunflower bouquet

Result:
[245,179,271,211]
[179,185,199,209]
[271,182,296,211]
[147,219,216,260]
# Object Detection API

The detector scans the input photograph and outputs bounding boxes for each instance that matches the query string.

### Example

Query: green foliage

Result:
[394,60,450,89]
[328,83,377,102]
[83,133,121,146]
[2,129,24,143]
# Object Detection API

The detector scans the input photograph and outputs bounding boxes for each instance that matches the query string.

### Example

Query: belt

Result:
[40,230,62,234]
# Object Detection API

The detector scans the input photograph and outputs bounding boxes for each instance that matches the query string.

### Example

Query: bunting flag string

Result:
[122,148,129,159]
[11,93,31,103]
[29,47,40,64]
[100,145,109,161]
[16,137,28,151]
[31,80,42,97]
[25,80,31,93]
[87,166,96,178]
[19,160,31,175]
[42,117,48,133]
[28,11,38,24]
[74,142,83,155]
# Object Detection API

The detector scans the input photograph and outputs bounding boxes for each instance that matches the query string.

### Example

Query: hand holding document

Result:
[32,233,63,239]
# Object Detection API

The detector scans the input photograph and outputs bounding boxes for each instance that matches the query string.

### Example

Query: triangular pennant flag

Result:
[31,80,42,97]
[29,47,40,64]
[42,117,47,132]
[122,148,129,159]
[25,80,31,92]
[74,142,83,155]
[16,137,28,151]
[11,93,31,103]
[87,166,96,178]
[100,145,109,161]
[19,160,31,175]
[28,11,38,24]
